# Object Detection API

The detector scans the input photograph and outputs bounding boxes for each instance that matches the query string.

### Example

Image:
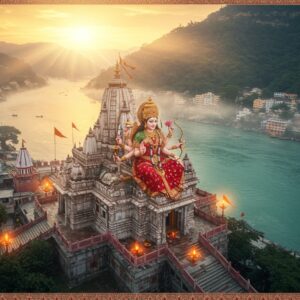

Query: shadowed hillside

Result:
[87,6,300,102]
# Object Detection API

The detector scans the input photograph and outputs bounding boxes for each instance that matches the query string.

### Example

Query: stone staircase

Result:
[169,237,246,292]
[0,219,52,254]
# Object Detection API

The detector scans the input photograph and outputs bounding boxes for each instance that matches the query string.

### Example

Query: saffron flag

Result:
[22,139,26,147]
[223,195,234,207]
[72,122,79,131]
[54,127,67,138]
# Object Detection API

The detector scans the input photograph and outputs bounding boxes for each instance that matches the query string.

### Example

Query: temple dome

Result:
[16,146,33,168]
[83,128,97,155]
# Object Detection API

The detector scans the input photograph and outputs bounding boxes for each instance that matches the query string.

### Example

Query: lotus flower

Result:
[164,120,173,128]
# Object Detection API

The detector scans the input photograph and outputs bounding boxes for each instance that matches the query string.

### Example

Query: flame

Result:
[4,233,9,242]
[131,242,143,256]
[189,247,200,262]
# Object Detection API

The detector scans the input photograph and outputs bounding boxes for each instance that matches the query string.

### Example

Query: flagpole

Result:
[72,126,74,146]
[54,129,56,161]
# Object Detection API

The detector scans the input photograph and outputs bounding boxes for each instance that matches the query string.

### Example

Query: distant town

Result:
[174,89,300,141]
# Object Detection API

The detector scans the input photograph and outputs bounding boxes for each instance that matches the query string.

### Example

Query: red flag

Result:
[72,122,79,131]
[54,127,67,138]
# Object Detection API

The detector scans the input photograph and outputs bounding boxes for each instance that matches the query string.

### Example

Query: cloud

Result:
[36,9,70,20]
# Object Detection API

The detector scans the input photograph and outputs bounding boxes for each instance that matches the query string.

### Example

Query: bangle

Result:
[120,156,127,162]
[171,145,177,150]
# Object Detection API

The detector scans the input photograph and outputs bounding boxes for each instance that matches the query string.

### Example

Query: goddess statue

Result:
[115,97,184,200]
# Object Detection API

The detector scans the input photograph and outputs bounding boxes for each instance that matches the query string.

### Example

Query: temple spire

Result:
[114,61,121,79]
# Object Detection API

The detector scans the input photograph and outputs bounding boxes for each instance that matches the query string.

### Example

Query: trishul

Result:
[174,121,184,159]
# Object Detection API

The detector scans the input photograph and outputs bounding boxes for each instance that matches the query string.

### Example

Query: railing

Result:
[195,189,217,207]
[198,233,257,292]
[10,213,47,238]
[194,207,226,226]
[10,199,47,238]
[33,160,63,168]
[1,227,55,255]
[53,225,106,252]
[203,223,228,239]
[165,247,204,292]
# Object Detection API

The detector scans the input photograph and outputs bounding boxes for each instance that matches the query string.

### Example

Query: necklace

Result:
[145,130,157,139]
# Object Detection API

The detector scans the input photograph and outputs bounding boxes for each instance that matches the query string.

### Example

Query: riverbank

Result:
[183,116,300,144]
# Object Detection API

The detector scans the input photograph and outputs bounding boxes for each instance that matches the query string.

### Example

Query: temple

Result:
[0,65,257,293]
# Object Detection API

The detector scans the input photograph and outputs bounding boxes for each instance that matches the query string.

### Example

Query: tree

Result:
[271,102,289,111]
[242,93,261,108]
[279,110,294,120]
[0,255,23,292]
[253,245,300,292]
[22,273,56,292]
[0,204,7,227]
[227,217,300,292]
[0,126,21,151]
[227,218,261,271]
[18,240,57,276]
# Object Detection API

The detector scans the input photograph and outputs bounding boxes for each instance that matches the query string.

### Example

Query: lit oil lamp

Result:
[2,233,11,253]
[167,230,178,240]
[188,247,200,263]
[219,199,227,218]
[131,242,143,256]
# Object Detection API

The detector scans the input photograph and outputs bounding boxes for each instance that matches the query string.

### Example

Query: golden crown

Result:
[137,97,159,123]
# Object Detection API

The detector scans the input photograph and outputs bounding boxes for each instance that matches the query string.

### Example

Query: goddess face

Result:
[146,117,158,131]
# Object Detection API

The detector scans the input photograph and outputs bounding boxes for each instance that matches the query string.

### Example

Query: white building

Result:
[250,88,262,95]
[193,92,220,106]
[174,94,186,106]
[0,189,14,214]
[236,108,252,121]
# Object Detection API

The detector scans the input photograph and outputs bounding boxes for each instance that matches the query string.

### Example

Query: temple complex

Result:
[0,64,257,293]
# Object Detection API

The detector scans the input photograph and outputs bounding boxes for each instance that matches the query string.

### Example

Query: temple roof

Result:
[15,146,33,169]
[83,128,97,155]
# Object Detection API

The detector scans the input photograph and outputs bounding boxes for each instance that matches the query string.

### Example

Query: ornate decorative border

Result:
[0,1,299,299]
[1,293,300,300]
[0,0,300,4]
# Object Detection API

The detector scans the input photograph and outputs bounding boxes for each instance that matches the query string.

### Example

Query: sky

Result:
[0,5,222,52]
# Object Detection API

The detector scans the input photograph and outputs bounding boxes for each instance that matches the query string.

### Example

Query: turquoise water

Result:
[182,121,300,251]
[1,80,299,251]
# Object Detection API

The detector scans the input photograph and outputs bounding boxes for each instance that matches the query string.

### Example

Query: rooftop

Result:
[0,189,13,198]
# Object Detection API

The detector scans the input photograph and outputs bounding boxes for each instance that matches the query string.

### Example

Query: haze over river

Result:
[1,79,299,251]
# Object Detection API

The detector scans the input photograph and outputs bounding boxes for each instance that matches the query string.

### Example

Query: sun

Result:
[62,26,97,50]
[69,27,93,44]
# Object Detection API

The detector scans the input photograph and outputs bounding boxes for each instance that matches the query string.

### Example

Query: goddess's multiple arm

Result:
[114,127,184,163]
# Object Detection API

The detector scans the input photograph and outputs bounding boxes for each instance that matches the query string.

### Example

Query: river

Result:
[1,79,299,251]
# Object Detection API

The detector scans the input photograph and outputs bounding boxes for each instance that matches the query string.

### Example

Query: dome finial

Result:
[114,61,121,79]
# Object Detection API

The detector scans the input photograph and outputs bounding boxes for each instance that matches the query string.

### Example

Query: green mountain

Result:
[0,53,45,91]
[87,6,300,102]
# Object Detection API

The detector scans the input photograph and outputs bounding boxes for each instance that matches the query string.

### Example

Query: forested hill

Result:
[87,6,300,102]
